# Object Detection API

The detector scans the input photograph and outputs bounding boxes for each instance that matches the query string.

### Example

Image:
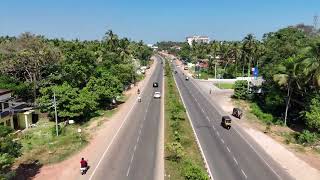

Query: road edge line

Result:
[168,58,213,180]
[189,77,283,180]
[88,59,158,180]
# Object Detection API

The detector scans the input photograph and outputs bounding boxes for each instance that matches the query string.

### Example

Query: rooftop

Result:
[0,89,12,96]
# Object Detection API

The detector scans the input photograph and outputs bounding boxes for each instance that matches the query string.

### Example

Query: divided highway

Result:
[170,59,293,180]
[88,57,164,180]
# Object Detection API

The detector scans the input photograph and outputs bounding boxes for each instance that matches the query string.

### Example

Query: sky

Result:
[0,0,319,43]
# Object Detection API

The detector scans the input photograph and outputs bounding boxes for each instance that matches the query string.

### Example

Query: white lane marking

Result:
[90,62,157,180]
[226,146,231,153]
[241,169,248,179]
[232,127,282,180]
[89,93,139,180]
[126,152,136,176]
[126,164,131,176]
[172,71,214,180]
[137,135,140,143]
[134,144,137,151]
[212,126,216,130]
[220,138,225,144]
[233,157,239,165]
[216,131,220,137]
[189,78,283,180]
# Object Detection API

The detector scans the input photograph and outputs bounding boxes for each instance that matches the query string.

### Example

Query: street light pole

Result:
[53,92,59,136]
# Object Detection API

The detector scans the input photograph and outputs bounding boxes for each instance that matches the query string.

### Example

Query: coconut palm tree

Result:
[298,41,320,88]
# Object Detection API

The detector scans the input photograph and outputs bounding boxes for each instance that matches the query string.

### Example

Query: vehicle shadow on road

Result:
[14,160,43,180]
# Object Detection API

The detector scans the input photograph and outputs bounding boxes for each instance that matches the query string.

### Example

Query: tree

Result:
[273,56,302,125]
[62,46,96,88]
[0,125,22,178]
[305,93,320,132]
[0,32,62,101]
[85,72,123,105]
[298,40,320,88]
[37,82,98,120]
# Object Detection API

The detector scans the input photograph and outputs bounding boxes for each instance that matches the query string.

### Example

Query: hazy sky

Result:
[1,0,319,43]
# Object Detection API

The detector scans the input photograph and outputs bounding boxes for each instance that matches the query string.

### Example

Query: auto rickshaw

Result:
[232,108,243,119]
[221,116,232,130]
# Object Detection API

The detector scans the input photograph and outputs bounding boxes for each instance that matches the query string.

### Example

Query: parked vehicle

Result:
[232,108,243,119]
[221,116,232,130]
[185,76,189,81]
[184,66,188,70]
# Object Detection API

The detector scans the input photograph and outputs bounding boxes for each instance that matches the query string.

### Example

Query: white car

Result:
[153,92,161,98]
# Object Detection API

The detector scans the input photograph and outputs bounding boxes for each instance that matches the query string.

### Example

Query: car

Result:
[185,76,189,80]
[153,92,161,98]
[153,82,159,87]
[176,65,180,67]
[184,66,188,70]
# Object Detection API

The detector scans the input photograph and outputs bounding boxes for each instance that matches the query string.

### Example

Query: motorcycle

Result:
[138,96,142,102]
[80,160,89,175]
[80,166,88,175]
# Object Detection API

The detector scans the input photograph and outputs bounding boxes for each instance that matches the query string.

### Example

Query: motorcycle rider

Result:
[80,157,88,169]
[138,95,142,102]
[137,88,140,94]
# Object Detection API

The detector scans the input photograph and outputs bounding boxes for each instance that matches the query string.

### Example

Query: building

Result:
[0,89,38,130]
[186,36,210,46]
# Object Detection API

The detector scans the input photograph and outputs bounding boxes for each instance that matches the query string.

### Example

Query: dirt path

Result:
[33,58,157,180]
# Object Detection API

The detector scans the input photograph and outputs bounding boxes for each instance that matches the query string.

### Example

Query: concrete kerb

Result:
[161,55,213,180]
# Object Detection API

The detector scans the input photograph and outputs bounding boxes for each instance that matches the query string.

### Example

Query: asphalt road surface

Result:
[88,57,164,180]
[170,60,293,180]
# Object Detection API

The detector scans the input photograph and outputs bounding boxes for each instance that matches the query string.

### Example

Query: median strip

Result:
[163,56,209,180]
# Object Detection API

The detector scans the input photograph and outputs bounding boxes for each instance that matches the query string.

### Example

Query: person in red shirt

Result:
[80,157,88,168]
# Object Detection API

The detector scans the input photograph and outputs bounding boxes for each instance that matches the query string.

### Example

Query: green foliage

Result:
[182,159,209,180]
[305,93,320,132]
[233,80,248,99]
[166,142,184,162]
[0,125,13,137]
[51,125,63,136]
[38,82,98,120]
[0,125,22,177]
[296,130,318,145]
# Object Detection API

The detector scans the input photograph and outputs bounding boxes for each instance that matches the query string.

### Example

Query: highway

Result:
[88,56,164,180]
[170,59,293,180]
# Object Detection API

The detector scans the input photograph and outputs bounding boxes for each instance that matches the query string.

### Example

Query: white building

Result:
[186,36,210,46]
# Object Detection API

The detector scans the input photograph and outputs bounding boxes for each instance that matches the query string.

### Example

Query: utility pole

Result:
[214,62,217,79]
[53,92,59,136]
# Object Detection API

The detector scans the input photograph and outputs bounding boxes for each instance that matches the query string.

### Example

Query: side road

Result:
[34,57,158,180]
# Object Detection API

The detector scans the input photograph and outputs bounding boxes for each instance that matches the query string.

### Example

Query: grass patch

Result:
[214,83,234,89]
[16,118,88,165]
[164,59,208,180]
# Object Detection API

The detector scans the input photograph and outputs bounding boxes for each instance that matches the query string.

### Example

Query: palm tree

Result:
[298,41,320,88]
[242,34,258,77]
[273,56,302,125]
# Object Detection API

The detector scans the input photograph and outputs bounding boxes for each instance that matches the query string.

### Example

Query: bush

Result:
[296,130,318,145]
[182,160,209,180]
[250,103,273,123]
[233,80,248,99]
[305,93,320,132]
[166,142,184,162]
[51,124,64,136]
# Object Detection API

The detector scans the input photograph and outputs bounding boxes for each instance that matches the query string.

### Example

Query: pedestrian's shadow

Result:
[14,160,43,180]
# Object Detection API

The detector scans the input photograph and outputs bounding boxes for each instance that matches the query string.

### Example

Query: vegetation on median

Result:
[164,58,208,180]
